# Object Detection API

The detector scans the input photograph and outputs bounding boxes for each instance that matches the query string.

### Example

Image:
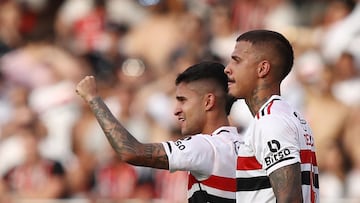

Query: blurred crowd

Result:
[0,0,359,202]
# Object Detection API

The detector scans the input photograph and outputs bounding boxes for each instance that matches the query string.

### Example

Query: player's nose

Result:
[173,104,181,116]
[224,64,232,75]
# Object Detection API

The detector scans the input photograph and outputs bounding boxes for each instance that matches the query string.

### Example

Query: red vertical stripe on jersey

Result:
[188,174,197,189]
[237,156,262,170]
[300,150,318,166]
[267,100,275,114]
[188,174,236,192]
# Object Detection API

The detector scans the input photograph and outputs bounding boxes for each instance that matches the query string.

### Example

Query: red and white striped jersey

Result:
[162,126,241,203]
[236,95,319,203]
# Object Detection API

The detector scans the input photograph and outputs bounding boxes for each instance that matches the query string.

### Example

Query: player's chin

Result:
[181,127,196,136]
[180,127,188,135]
[228,88,239,98]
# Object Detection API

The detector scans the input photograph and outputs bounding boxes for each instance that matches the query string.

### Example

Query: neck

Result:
[246,85,280,116]
[202,115,230,135]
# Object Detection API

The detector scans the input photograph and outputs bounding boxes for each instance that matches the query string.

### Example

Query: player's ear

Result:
[204,93,216,111]
[257,60,271,78]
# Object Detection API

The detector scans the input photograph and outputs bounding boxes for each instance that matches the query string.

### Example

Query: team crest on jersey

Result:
[264,140,291,169]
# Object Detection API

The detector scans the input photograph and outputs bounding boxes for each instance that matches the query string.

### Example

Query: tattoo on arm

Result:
[269,163,303,203]
[142,143,169,169]
[89,97,169,169]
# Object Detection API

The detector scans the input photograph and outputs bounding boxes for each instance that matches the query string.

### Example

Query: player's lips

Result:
[178,117,185,128]
[227,79,235,87]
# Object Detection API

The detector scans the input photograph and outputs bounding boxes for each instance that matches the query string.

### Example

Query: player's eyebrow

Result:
[176,96,186,101]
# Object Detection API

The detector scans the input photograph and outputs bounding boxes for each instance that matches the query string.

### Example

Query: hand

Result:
[76,76,98,102]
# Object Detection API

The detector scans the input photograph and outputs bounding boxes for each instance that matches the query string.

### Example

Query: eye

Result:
[231,56,241,64]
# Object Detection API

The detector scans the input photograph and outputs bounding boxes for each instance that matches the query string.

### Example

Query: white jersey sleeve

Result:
[162,135,214,179]
[254,114,301,175]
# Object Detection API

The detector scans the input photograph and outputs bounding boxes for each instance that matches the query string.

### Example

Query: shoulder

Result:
[256,96,292,118]
[208,126,241,144]
[212,126,240,137]
[255,97,298,129]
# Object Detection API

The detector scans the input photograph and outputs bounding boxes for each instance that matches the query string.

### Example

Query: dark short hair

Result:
[236,30,294,81]
[175,61,236,115]
[176,61,227,91]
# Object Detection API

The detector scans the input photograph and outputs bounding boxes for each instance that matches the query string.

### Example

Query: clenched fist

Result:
[76,76,98,102]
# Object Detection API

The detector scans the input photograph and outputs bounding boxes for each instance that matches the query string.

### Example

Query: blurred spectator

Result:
[320,0,360,66]
[92,144,138,200]
[0,71,11,127]
[121,0,185,76]
[208,3,238,64]
[18,0,64,42]
[66,104,99,198]
[0,86,47,176]
[232,0,267,32]
[1,43,87,166]
[71,0,106,55]
[0,128,67,200]
[343,107,360,199]
[155,169,187,203]
[262,0,299,31]
[171,10,212,65]
[54,0,95,54]
[0,0,22,56]
[332,51,360,107]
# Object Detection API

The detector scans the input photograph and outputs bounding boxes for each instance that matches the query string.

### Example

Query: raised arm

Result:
[269,162,303,203]
[76,76,169,169]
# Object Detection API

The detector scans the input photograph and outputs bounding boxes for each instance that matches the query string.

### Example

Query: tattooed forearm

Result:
[142,144,169,169]
[269,163,303,203]
[88,97,169,169]
[89,97,138,157]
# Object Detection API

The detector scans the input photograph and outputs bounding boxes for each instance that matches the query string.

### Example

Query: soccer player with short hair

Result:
[225,30,319,203]
[76,61,240,202]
